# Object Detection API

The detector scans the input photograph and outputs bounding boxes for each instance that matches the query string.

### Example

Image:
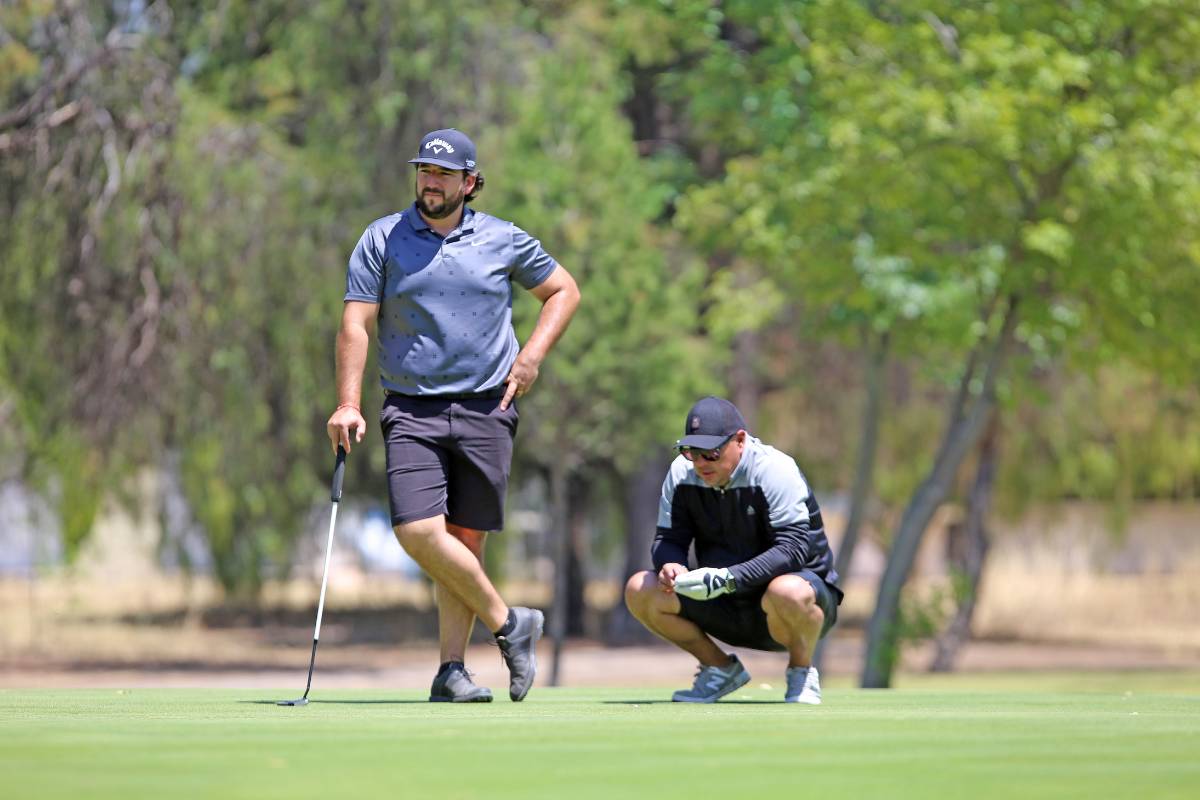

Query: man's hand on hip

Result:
[501,353,540,410]
[673,567,736,601]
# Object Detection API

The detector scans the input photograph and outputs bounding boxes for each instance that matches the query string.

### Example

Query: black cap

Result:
[408,128,478,172]
[677,396,748,450]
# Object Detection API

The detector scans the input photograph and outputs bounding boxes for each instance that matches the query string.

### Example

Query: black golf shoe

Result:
[429,662,493,703]
[495,607,544,702]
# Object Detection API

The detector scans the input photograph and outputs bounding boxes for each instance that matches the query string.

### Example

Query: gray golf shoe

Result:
[495,607,544,702]
[429,662,493,703]
[784,665,821,704]
[672,655,751,703]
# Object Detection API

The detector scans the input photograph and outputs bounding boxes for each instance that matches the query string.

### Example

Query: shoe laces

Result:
[451,666,484,688]
[490,638,510,667]
[692,662,732,690]
[440,661,477,679]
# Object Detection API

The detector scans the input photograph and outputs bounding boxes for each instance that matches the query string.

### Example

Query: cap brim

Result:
[409,157,467,170]
[677,434,730,450]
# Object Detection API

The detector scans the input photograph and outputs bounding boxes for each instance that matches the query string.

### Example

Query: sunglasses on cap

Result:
[676,434,734,462]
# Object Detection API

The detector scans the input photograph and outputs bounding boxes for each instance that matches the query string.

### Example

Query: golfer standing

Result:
[326,128,580,702]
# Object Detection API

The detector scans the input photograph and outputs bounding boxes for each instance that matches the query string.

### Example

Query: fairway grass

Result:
[3,675,1198,799]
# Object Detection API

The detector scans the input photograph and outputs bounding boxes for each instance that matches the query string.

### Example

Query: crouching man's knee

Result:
[762,574,821,622]
[624,570,662,618]
[624,570,686,625]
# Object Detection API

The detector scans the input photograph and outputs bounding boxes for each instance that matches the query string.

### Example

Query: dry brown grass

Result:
[974,563,1200,653]
[3,560,1198,676]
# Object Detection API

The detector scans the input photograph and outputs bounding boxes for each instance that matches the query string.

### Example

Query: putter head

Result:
[277,697,309,707]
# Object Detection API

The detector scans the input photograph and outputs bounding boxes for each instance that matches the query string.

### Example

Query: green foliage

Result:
[161,86,351,594]
[1,0,714,594]
[487,12,711,473]
[999,365,1200,529]
[3,0,1199,601]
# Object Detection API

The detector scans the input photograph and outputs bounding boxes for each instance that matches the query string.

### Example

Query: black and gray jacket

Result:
[652,436,842,602]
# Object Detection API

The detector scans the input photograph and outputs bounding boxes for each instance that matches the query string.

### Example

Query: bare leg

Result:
[394,515,507,632]
[761,575,825,668]
[435,524,487,663]
[623,571,730,668]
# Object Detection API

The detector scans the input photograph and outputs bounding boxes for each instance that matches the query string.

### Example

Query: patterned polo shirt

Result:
[345,203,558,395]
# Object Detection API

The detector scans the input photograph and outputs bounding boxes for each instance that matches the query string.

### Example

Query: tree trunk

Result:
[566,475,589,637]
[730,328,761,428]
[547,462,570,686]
[930,413,999,672]
[606,456,670,645]
[861,297,1018,688]
[814,328,888,671]
[835,329,889,584]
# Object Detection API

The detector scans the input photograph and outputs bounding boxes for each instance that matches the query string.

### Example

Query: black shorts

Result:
[379,393,518,531]
[677,569,839,652]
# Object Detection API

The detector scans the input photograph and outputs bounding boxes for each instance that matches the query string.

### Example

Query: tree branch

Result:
[0,49,117,133]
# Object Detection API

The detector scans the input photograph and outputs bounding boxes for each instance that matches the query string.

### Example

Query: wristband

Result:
[335,403,359,413]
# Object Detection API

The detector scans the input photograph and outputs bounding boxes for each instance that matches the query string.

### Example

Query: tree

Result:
[1,1,183,556]
[768,1,1200,686]
[616,0,1200,685]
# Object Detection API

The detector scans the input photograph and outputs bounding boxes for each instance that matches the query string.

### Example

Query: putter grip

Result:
[331,445,346,502]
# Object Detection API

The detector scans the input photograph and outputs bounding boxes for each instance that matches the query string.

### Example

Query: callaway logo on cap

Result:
[409,128,478,172]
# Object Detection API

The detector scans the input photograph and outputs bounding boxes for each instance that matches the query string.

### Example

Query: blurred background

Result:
[2,0,1198,690]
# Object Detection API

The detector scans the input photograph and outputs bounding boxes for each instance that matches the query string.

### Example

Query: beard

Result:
[415,184,465,219]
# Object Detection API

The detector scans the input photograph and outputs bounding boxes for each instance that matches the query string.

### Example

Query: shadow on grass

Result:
[602,699,781,705]
[240,699,429,706]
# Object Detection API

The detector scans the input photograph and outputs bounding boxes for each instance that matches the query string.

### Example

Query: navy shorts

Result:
[379,393,518,531]
[677,569,839,652]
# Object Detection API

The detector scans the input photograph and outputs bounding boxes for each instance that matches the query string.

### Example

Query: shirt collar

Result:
[405,202,431,232]
[456,206,477,236]
[404,203,476,237]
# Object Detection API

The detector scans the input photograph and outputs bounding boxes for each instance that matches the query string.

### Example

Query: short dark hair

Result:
[465,171,485,203]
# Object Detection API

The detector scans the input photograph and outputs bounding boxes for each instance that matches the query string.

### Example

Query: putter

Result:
[278,444,347,707]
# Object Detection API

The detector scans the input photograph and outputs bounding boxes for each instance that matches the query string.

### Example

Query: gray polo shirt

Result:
[345,203,558,396]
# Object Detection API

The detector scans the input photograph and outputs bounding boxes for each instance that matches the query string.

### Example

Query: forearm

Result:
[651,527,692,571]
[728,528,811,590]
[519,281,580,366]
[335,322,371,406]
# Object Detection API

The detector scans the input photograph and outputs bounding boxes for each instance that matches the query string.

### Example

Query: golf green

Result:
[2,674,1198,799]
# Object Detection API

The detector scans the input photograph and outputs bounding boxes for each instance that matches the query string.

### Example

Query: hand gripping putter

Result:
[278,445,347,707]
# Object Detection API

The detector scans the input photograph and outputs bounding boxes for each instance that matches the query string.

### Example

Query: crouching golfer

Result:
[327,128,580,702]
[624,396,843,704]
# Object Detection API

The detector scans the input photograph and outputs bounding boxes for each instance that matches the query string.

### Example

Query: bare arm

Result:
[326,300,378,453]
[501,264,581,410]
